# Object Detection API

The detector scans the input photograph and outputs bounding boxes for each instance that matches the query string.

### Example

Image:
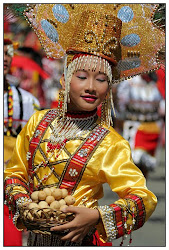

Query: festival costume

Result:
[4,3,164,246]
[4,109,157,245]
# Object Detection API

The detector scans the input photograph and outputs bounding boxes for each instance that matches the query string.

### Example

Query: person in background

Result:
[4,38,40,246]
[10,46,49,108]
[4,4,164,247]
[42,57,63,108]
[116,71,165,178]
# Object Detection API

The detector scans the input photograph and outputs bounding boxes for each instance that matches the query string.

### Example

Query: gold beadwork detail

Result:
[47,19,57,29]
[127,51,140,58]
[69,4,75,9]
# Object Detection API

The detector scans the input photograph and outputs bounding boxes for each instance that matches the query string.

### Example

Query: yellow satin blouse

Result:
[4,109,157,242]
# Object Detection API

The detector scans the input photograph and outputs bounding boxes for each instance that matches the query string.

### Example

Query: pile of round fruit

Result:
[21,187,76,228]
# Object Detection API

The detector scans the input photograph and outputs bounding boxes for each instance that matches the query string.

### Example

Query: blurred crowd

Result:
[113,68,165,178]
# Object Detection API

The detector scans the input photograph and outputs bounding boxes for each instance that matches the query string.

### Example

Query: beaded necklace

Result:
[6,84,13,136]
[47,110,98,158]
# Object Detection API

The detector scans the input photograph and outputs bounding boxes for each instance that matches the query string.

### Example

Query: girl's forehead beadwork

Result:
[67,54,112,82]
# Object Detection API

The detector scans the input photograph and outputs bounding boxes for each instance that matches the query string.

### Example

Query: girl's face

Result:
[62,56,109,112]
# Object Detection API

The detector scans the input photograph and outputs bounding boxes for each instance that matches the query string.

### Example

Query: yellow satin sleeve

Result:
[91,128,157,241]
[4,136,17,163]
[97,131,157,220]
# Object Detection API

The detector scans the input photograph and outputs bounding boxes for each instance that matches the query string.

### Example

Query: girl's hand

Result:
[50,206,100,243]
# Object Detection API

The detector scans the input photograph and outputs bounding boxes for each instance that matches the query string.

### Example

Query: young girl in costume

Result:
[4,4,165,246]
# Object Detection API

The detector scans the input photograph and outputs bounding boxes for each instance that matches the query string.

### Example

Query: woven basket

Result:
[19,205,75,234]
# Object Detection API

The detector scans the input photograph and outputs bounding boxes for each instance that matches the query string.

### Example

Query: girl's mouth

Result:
[81,95,97,103]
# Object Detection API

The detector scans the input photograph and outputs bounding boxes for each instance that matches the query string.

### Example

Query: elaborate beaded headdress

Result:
[23,4,165,79]
[22,3,165,125]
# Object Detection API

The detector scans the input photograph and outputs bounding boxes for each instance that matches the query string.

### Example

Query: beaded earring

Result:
[101,85,116,127]
[101,98,108,126]
[58,89,65,116]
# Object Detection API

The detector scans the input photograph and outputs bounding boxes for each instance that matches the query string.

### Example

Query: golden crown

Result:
[23,4,165,81]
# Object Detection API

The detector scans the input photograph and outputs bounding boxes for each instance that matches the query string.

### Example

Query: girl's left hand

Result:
[50,206,100,243]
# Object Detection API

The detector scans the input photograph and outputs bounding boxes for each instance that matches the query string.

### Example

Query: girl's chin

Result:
[68,103,99,112]
[68,107,97,112]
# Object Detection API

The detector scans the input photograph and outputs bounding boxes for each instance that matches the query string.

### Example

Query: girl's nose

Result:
[85,78,96,92]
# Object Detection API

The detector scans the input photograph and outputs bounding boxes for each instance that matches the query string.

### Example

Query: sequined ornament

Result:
[23,4,165,81]
[49,110,98,146]
[57,89,64,116]
[69,168,78,177]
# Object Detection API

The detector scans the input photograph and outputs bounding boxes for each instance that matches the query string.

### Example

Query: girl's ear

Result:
[61,74,65,90]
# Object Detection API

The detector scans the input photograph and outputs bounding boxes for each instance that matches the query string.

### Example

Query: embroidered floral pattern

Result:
[78,148,89,158]
[69,168,78,177]
[26,151,31,161]
[34,129,41,138]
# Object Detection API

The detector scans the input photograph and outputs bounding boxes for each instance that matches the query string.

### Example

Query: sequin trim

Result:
[98,205,117,241]
[98,194,146,241]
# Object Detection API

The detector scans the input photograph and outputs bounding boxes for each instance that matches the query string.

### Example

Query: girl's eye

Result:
[96,79,106,82]
[77,76,87,80]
